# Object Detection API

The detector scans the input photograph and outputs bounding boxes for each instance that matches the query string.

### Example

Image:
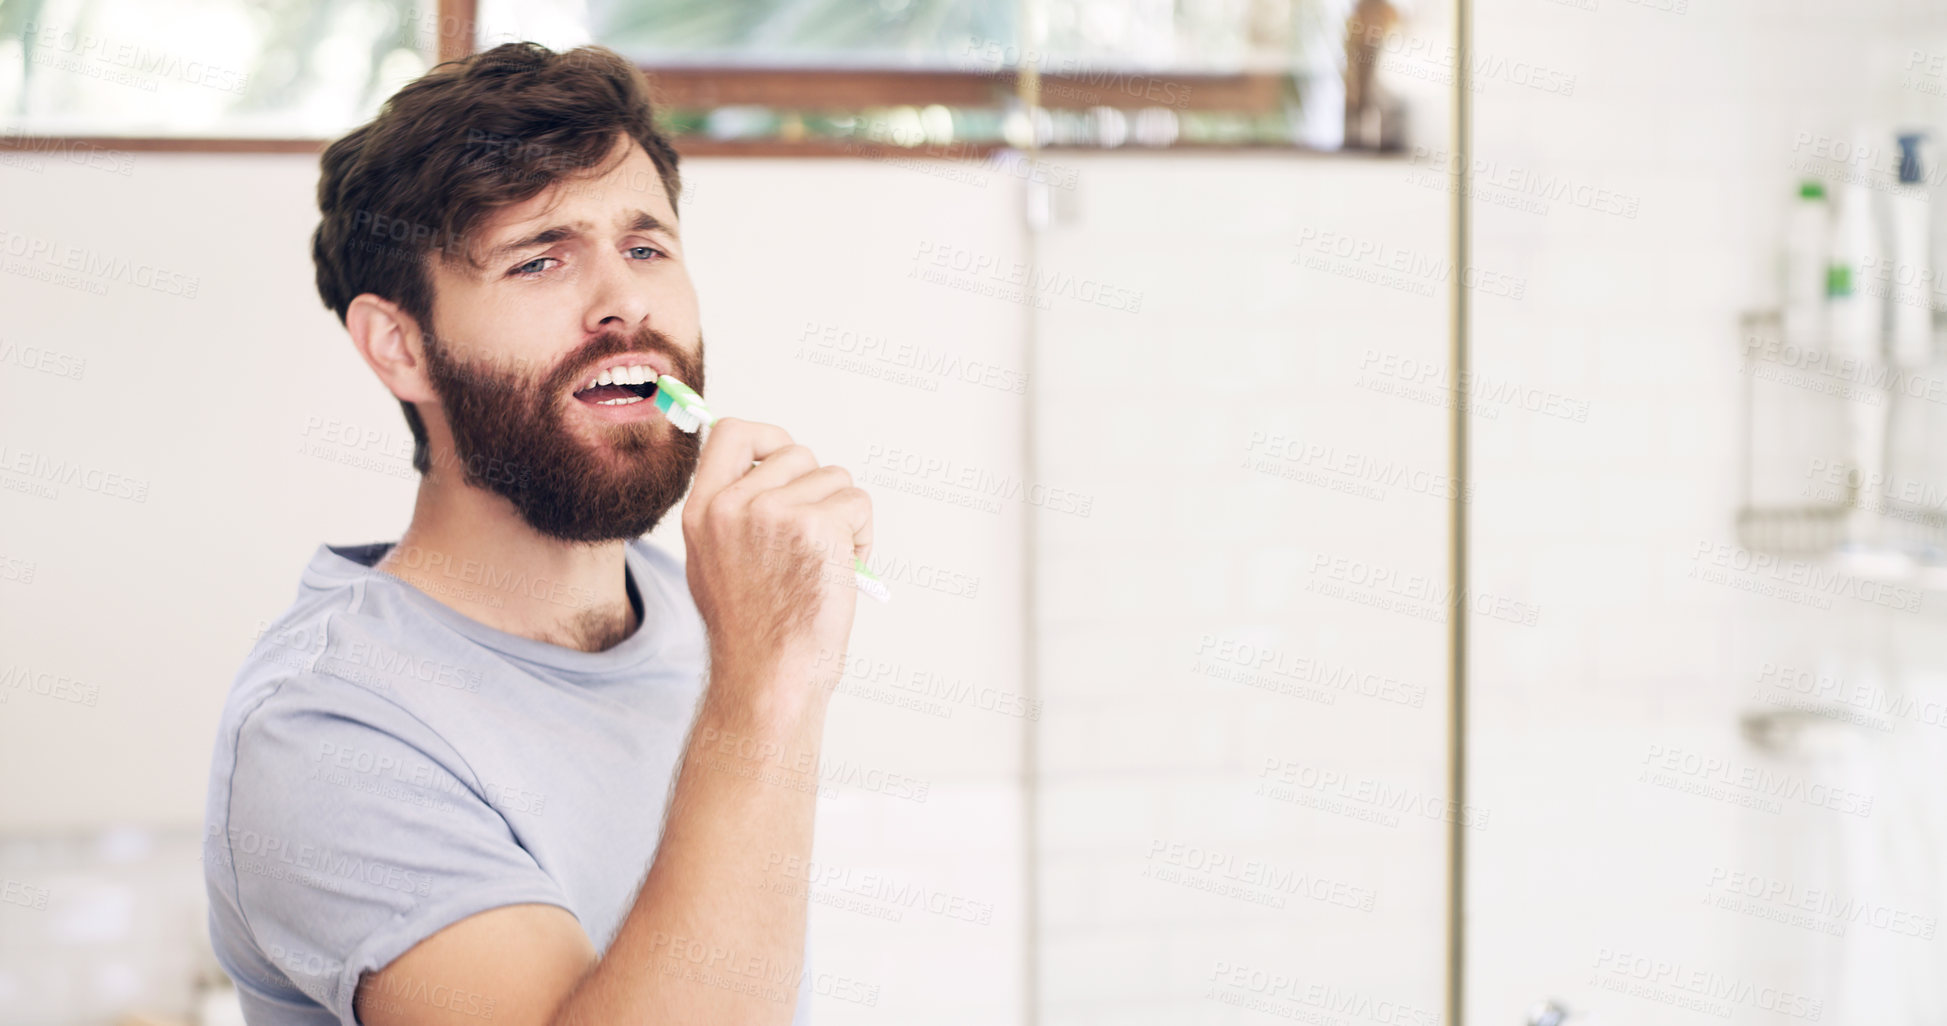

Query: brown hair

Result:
[310,41,684,474]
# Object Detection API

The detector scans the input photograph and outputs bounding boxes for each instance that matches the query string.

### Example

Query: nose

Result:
[582,246,651,335]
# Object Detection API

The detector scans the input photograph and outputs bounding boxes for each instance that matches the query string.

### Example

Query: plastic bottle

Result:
[1784,180,1830,346]
[1828,177,1884,359]
[1828,170,1889,545]
[1886,132,1933,367]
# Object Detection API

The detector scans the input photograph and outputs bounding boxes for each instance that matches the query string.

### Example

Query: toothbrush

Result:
[653,374,891,604]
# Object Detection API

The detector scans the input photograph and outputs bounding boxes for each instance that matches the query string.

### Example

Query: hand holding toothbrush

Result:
[659,375,889,604]
[674,404,878,699]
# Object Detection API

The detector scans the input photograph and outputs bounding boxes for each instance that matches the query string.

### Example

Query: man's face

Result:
[417,133,703,543]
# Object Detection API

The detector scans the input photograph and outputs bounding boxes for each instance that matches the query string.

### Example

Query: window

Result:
[0,0,1390,152]
[482,0,1360,150]
[0,0,439,140]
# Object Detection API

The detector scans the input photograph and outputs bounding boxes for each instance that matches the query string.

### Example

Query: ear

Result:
[346,293,437,404]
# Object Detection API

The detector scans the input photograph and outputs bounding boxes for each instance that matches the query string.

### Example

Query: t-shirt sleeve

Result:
[216,679,573,1026]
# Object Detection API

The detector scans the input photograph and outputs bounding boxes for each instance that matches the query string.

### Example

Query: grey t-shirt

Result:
[201,537,813,1025]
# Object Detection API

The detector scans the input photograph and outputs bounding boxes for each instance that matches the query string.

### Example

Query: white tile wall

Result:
[1028,152,1453,1024]
[1471,0,1947,1022]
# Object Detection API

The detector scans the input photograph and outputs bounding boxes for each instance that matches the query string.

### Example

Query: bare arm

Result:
[549,664,832,1024]
[355,418,872,1026]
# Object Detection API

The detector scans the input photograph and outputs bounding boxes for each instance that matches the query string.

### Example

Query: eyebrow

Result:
[483,209,677,267]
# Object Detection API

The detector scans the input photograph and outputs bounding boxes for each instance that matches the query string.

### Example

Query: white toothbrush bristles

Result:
[855,571,891,604]
[660,399,713,433]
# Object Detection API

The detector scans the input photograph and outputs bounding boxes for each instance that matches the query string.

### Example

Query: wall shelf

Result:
[1736,310,1947,587]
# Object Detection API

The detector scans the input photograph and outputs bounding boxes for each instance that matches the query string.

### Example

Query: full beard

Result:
[421,324,706,544]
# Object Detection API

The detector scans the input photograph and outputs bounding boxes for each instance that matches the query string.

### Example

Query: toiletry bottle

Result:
[1829,177,1883,358]
[1934,112,1947,347]
[1829,173,1888,546]
[1886,132,1933,367]
[1784,180,1830,346]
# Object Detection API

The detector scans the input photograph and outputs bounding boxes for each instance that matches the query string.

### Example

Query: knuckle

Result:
[747,491,785,523]
[702,491,740,530]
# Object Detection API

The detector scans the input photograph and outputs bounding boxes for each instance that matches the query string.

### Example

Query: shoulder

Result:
[221,597,456,747]
[209,602,482,836]
[230,658,476,785]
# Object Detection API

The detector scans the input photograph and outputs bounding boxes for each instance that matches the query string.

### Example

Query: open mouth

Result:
[572,363,661,407]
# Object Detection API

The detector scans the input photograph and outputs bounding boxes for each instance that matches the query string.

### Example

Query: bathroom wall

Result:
[0,137,1459,1022]
[0,151,1034,1022]
[1467,0,1947,1021]
[1027,151,1455,1024]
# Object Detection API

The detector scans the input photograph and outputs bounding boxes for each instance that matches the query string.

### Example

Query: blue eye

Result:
[510,247,662,279]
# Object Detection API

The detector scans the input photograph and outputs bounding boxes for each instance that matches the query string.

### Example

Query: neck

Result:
[373,469,640,653]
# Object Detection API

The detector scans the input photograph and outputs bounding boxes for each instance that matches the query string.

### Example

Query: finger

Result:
[812,487,874,564]
[764,464,854,509]
[712,445,822,510]
[686,418,792,520]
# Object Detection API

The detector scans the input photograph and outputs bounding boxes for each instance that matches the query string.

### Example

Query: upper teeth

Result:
[580,364,655,391]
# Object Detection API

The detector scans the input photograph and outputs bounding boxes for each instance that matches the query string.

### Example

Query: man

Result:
[201,41,873,1026]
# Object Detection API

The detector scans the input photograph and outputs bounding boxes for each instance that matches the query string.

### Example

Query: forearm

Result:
[549,655,832,1026]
